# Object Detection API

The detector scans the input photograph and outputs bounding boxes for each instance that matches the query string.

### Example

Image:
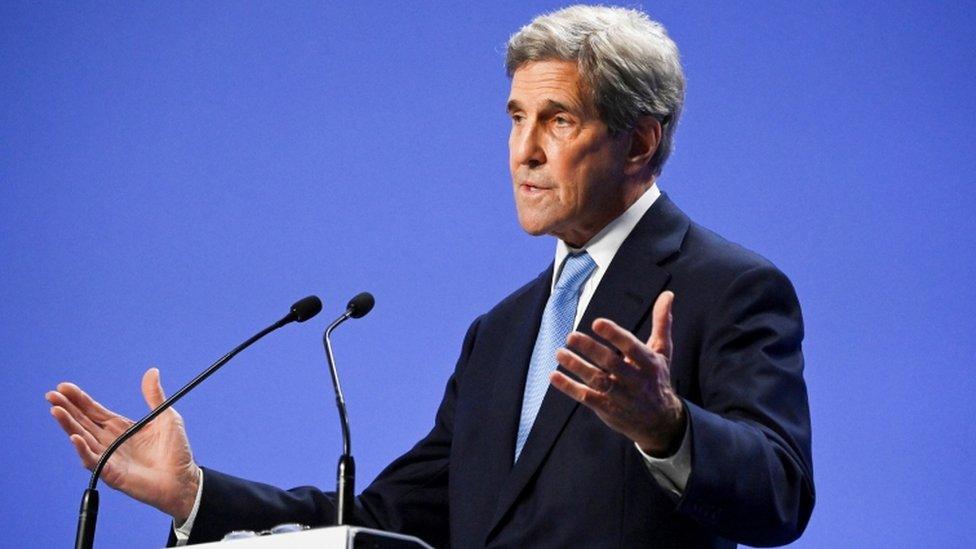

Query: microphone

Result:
[321,292,374,525]
[347,292,375,319]
[290,295,325,322]
[74,296,323,549]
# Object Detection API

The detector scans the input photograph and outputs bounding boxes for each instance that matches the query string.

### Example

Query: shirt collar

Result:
[553,183,661,288]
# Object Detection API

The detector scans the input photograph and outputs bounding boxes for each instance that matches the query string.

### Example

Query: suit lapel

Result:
[485,194,691,540]
[482,266,553,471]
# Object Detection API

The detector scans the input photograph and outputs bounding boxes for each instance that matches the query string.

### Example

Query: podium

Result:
[188,526,433,549]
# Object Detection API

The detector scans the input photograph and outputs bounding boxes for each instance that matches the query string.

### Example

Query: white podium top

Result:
[184,525,433,549]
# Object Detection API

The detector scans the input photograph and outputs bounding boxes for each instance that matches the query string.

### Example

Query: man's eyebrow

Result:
[506,99,579,114]
[543,99,577,113]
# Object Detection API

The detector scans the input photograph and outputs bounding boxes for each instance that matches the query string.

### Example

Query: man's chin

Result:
[515,216,552,237]
[520,226,549,237]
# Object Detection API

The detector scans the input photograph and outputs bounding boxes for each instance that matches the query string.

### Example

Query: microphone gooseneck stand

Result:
[321,292,375,526]
[74,295,323,549]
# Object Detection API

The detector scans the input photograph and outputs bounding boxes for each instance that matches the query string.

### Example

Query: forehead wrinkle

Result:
[509,61,592,116]
[518,92,591,119]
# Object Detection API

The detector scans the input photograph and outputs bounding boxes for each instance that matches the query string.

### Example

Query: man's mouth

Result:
[519,182,551,193]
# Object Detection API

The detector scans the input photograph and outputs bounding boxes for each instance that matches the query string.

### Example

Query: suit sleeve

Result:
[676,265,815,547]
[175,317,482,546]
[356,316,483,547]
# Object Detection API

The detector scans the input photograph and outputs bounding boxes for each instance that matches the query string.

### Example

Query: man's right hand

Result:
[46,367,201,523]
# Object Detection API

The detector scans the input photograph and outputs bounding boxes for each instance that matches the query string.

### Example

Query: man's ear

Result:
[623,115,663,176]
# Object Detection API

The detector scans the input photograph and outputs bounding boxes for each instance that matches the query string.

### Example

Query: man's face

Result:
[507,60,633,247]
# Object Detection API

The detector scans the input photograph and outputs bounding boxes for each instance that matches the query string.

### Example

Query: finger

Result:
[555,348,614,393]
[55,382,118,423]
[566,331,626,375]
[50,405,105,454]
[69,434,101,470]
[591,318,657,370]
[549,371,610,409]
[46,390,113,444]
[648,291,674,360]
[141,367,166,410]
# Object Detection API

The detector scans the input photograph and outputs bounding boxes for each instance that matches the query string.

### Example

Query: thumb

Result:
[141,367,167,410]
[648,291,674,361]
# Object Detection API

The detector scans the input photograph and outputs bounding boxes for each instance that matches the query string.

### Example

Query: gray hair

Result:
[506,5,685,176]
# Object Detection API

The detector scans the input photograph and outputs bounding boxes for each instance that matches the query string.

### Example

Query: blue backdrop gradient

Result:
[2,2,974,547]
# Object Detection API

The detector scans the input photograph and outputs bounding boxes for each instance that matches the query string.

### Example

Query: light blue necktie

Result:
[515,251,597,461]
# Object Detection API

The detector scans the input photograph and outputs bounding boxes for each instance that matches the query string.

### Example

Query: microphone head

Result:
[290,295,323,322]
[347,292,375,319]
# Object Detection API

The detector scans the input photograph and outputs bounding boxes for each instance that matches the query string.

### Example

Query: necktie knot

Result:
[554,252,597,294]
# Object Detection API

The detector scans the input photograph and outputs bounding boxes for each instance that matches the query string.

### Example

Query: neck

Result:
[558,179,655,248]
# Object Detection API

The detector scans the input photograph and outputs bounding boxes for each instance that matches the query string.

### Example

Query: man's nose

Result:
[511,123,546,168]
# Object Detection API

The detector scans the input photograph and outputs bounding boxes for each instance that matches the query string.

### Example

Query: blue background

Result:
[2,1,974,547]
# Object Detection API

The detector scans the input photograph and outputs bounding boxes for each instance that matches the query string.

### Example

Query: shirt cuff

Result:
[172,467,205,546]
[636,418,692,496]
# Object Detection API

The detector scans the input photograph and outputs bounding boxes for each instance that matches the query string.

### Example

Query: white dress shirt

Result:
[175,183,691,542]
[173,467,202,544]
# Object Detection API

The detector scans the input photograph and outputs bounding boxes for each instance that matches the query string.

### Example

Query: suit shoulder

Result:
[668,221,802,317]
[678,221,788,282]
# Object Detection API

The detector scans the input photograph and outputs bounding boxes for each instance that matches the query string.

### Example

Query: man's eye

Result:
[553,116,572,127]
[511,114,525,124]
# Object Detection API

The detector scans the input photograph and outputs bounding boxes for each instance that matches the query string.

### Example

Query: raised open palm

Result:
[46,368,200,521]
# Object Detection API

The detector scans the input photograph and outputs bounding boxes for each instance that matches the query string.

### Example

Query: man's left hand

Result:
[551,290,686,457]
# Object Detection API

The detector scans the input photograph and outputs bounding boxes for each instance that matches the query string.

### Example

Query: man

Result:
[48,6,814,547]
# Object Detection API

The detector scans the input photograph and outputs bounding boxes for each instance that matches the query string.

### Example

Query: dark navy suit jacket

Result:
[177,195,814,547]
